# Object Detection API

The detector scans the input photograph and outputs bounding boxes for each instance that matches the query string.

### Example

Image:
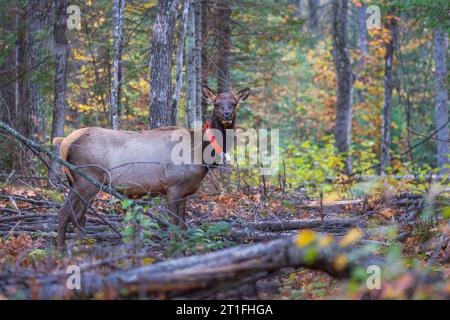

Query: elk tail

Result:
[52,137,64,145]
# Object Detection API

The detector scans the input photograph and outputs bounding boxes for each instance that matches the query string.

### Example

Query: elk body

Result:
[54,87,250,250]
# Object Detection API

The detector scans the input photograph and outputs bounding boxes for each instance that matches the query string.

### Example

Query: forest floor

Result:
[0,173,449,299]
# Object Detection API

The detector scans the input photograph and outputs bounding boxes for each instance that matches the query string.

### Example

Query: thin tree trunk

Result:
[194,0,202,122]
[433,27,449,171]
[201,0,209,122]
[381,16,398,175]
[355,4,368,103]
[111,0,125,130]
[296,0,303,17]
[331,0,353,175]
[217,0,231,93]
[0,6,18,172]
[171,0,190,123]
[49,0,70,184]
[307,0,319,34]
[185,0,202,128]
[356,4,368,56]
[149,0,179,129]
[185,2,196,128]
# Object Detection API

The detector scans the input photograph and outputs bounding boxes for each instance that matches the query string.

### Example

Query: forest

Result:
[0,0,449,301]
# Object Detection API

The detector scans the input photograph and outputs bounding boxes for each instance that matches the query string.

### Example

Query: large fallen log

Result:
[0,234,384,299]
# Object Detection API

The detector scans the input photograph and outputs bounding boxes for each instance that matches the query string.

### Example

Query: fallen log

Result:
[1,234,384,299]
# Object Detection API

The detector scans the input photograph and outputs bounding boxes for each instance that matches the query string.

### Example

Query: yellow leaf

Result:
[318,234,334,248]
[143,257,155,265]
[295,230,316,248]
[339,228,363,247]
[334,254,348,271]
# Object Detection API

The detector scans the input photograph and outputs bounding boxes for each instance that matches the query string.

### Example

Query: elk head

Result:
[202,86,251,129]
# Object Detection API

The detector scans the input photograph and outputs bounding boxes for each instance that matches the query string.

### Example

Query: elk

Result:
[53,86,250,250]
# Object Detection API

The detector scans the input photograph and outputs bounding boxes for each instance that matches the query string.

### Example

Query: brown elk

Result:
[53,86,250,250]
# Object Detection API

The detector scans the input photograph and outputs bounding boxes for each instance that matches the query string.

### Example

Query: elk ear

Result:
[236,88,251,102]
[202,86,217,103]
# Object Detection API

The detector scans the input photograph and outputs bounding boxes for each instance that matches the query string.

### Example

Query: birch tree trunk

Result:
[194,0,202,122]
[185,0,202,128]
[111,0,126,130]
[149,0,179,129]
[185,2,196,128]
[355,4,368,104]
[171,0,190,123]
[217,0,231,93]
[201,0,209,122]
[331,0,353,175]
[307,0,319,34]
[296,0,303,18]
[356,4,368,56]
[433,27,449,171]
[381,16,398,175]
[49,0,70,183]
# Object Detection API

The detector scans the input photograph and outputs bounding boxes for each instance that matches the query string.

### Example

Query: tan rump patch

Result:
[52,137,64,145]
[58,128,90,184]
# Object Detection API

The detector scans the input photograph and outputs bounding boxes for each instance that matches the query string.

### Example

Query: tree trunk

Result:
[48,0,70,184]
[111,0,126,130]
[433,27,449,172]
[381,16,398,175]
[217,0,231,93]
[185,0,202,128]
[331,0,353,175]
[201,0,209,122]
[0,6,18,172]
[356,4,368,56]
[194,0,203,122]
[355,4,368,103]
[149,0,179,129]
[14,0,48,173]
[296,0,303,17]
[185,2,196,128]
[307,0,319,34]
[171,0,190,123]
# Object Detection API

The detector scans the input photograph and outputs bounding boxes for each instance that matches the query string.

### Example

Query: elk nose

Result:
[223,112,232,119]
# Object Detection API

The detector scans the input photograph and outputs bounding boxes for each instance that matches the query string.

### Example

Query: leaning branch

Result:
[0,120,126,200]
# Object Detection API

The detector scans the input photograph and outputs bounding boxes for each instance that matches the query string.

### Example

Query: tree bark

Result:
[149,0,179,129]
[296,0,303,18]
[356,4,368,56]
[185,0,202,128]
[49,0,70,183]
[331,0,353,175]
[217,0,231,93]
[307,0,319,34]
[381,16,398,175]
[0,6,18,172]
[433,27,449,171]
[111,0,126,130]
[355,4,368,103]
[171,0,190,123]
[185,2,196,128]
[194,0,203,122]
[201,0,209,122]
